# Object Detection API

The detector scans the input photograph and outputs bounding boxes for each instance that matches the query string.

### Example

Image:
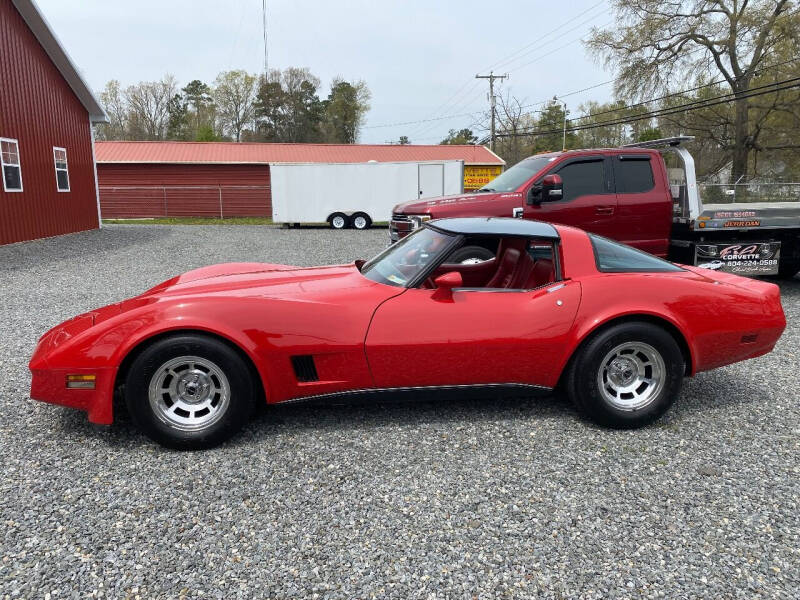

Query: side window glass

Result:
[590,234,683,272]
[555,160,605,202]
[616,158,654,194]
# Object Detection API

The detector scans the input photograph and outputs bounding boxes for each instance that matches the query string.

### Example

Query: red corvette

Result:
[30,218,785,449]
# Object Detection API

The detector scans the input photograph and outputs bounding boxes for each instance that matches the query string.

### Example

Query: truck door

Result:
[418,163,444,198]
[612,154,672,256]
[523,156,618,239]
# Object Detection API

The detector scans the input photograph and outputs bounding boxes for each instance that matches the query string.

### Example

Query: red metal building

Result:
[0,0,107,245]
[95,141,505,219]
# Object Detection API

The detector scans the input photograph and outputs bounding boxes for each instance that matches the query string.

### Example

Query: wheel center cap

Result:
[609,358,637,386]
[177,370,211,403]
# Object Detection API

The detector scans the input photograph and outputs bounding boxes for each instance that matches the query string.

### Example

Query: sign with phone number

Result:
[464,165,503,190]
[694,242,780,276]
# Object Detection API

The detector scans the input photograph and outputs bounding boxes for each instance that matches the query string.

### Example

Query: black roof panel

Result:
[427,217,559,239]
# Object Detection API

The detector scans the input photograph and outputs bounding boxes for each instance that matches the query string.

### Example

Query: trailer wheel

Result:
[351,213,372,230]
[328,213,349,230]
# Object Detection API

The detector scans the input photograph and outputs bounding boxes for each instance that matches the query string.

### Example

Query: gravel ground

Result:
[1,224,798,599]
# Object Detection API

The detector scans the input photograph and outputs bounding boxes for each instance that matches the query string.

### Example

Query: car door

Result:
[523,156,618,239]
[612,153,672,256]
[364,280,582,390]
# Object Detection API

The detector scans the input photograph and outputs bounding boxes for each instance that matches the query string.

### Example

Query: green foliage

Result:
[440,128,478,145]
[398,136,410,145]
[322,79,371,144]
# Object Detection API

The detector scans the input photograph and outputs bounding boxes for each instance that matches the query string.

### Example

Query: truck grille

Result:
[392,213,410,222]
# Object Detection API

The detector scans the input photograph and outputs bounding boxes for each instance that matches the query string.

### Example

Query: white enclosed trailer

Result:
[270,160,464,229]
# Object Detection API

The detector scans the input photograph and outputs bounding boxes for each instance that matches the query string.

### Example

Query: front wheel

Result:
[565,322,684,428]
[125,334,256,449]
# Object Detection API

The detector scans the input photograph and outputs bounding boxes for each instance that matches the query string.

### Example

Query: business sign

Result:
[464,165,503,190]
[694,242,780,276]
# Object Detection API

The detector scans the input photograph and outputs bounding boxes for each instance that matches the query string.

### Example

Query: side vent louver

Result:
[291,355,319,382]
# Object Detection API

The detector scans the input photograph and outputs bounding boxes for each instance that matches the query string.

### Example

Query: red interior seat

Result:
[485,248,520,288]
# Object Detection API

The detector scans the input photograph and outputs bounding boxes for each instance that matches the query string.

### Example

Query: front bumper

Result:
[389,213,429,243]
[30,366,117,424]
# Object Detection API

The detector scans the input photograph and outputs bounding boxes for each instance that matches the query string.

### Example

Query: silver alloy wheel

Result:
[460,257,487,265]
[148,355,231,431]
[353,215,368,229]
[597,341,665,411]
[331,215,346,229]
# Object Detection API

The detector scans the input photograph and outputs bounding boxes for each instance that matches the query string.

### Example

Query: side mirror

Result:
[541,174,563,201]
[431,271,463,302]
[527,174,563,206]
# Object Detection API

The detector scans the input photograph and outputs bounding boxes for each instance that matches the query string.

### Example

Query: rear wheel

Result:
[329,213,349,230]
[565,322,684,428]
[125,334,256,449]
[351,212,372,230]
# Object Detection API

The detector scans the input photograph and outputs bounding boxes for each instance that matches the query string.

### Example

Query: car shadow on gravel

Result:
[50,373,769,449]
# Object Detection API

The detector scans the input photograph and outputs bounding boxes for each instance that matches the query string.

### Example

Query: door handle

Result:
[595,206,615,215]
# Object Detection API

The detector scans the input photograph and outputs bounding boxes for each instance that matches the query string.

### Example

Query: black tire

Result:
[775,259,800,279]
[565,322,684,429]
[447,245,495,264]
[328,213,349,230]
[351,212,372,230]
[124,334,256,450]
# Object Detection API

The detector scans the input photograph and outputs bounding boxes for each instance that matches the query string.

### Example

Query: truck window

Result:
[555,160,606,202]
[616,158,655,193]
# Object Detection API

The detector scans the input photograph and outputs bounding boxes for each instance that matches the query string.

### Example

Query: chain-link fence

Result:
[99,185,271,219]
[698,183,800,204]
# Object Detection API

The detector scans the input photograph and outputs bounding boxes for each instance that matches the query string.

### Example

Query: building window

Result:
[1,138,23,192]
[53,147,70,192]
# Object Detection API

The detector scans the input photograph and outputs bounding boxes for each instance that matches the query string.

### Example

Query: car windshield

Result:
[361,226,456,287]
[479,155,557,192]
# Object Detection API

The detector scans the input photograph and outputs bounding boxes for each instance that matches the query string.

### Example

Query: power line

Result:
[496,76,800,138]
[480,0,608,74]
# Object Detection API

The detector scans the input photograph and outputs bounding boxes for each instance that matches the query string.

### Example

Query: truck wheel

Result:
[565,322,684,429]
[124,334,256,449]
[329,213,349,230]
[447,245,495,264]
[351,212,372,230]
[776,259,800,279]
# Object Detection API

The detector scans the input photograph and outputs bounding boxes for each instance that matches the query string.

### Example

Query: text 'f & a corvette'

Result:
[30,218,786,449]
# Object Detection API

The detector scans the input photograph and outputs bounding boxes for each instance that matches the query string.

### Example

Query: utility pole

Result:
[475,71,508,151]
[556,98,568,151]
[262,0,269,81]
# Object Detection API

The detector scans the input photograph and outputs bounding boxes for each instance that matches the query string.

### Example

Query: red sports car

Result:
[30,218,786,449]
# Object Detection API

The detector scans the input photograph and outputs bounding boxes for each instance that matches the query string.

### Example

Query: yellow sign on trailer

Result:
[463,165,503,191]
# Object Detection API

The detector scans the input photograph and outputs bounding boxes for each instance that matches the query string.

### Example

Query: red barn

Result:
[0,0,107,245]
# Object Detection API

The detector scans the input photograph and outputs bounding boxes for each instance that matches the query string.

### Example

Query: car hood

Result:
[139,262,377,301]
[394,191,501,214]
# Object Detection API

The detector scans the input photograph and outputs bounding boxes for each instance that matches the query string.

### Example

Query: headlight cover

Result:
[408,215,431,229]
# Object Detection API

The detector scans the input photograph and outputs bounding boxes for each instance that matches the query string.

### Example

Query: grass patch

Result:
[103,217,274,226]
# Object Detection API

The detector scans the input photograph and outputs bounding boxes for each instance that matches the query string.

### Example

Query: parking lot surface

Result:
[1,224,798,599]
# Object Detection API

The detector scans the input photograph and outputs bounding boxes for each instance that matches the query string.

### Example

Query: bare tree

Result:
[587,0,798,182]
[95,80,128,140]
[123,75,178,140]
[214,70,258,142]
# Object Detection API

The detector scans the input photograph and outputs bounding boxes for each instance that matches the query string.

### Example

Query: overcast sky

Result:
[37,0,617,144]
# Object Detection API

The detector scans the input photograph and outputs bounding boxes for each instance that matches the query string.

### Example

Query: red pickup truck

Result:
[390,137,800,278]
